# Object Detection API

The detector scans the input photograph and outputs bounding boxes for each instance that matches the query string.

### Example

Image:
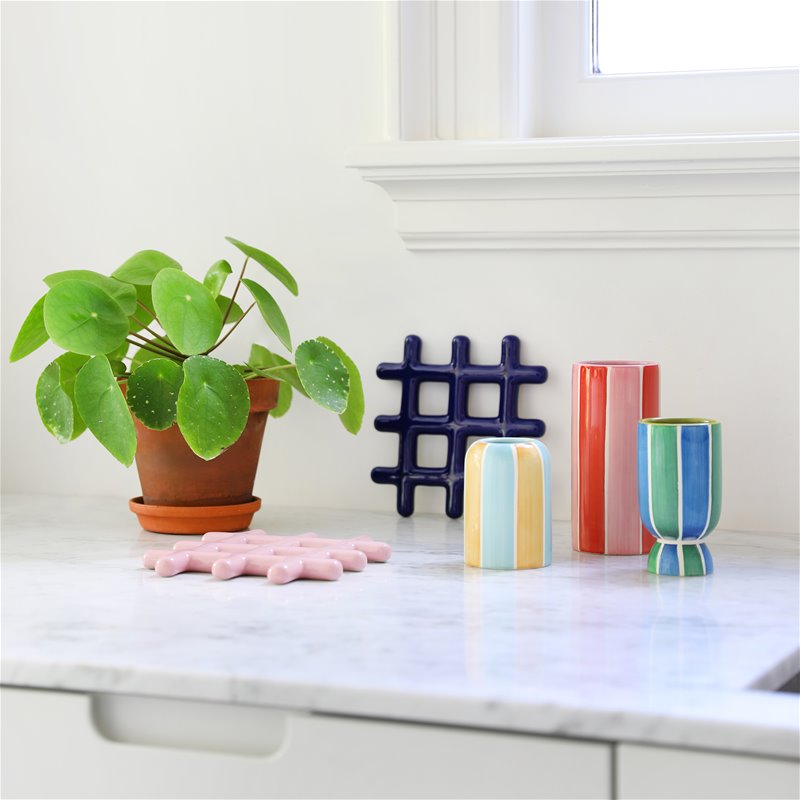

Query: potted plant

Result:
[9,236,364,533]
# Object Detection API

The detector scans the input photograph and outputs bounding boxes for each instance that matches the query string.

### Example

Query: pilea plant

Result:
[10,236,364,464]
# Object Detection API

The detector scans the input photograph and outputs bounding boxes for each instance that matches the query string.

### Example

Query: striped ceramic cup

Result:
[464,438,551,570]
[637,418,722,576]
[572,361,660,555]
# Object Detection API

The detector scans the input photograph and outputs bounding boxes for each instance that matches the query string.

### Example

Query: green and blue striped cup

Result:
[637,418,722,576]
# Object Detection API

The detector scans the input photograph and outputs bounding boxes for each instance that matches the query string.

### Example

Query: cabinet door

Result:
[617,743,800,800]
[1,687,611,799]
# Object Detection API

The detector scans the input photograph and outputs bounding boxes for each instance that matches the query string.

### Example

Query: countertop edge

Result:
[3,662,798,760]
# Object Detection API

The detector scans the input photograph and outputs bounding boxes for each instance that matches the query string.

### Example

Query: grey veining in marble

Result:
[2,494,798,758]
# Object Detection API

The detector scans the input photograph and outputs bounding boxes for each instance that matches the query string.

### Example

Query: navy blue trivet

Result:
[371,335,548,518]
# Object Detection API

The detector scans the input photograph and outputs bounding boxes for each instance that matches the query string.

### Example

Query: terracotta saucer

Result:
[129,496,262,535]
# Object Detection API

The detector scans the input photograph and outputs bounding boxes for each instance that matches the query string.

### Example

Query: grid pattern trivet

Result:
[372,335,547,518]
[143,531,391,585]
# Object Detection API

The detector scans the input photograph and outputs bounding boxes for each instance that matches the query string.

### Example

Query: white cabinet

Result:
[1,687,612,800]
[8,686,796,799]
[617,742,800,800]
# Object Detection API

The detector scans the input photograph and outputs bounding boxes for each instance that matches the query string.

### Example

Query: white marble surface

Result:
[2,494,798,758]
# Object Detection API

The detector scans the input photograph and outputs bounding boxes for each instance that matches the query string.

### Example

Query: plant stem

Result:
[128,330,169,352]
[222,256,248,326]
[126,337,185,361]
[130,319,181,355]
[259,363,295,374]
[204,302,255,355]
[136,298,158,320]
[245,363,297,382]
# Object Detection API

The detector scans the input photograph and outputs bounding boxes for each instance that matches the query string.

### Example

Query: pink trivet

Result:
[143,530,392,585]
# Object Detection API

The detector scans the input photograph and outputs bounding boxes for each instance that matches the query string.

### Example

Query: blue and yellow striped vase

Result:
[637,418,722,577]
[464,438,551,570]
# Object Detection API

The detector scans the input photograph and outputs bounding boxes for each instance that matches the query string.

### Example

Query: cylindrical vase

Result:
[464,438,551,570]
[572,361,660,555]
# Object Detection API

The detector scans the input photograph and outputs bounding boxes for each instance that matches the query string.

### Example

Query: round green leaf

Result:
[53,352,91,440]
[225,236,298,296]
[74,356,136,466]
[177,356,249,460]
[43,280,130,356]
[316,337,364,434]
[241,278,292,351]
[127,358,184,430]
[112,250,182,285]
[204,260,232,298]
[270,380,293,419]
[295,339,349,414]
[10,295,48,362]
[35,353,90,442]
[151,270,222,355]
[217,295,244,324]
[36,362,74,443]
[44,270,137,316]
[106,340,129,361]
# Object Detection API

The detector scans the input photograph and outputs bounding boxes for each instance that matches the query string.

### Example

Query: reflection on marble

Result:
[1,494,798,758]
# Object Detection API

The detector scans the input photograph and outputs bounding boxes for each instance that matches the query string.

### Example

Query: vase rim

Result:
[640,417,720,426]
[576,360,658,367]
[474,437,542,446]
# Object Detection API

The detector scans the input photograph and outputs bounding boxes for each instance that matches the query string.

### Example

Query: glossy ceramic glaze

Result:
[571,361,660,555]
[143,531,391,584]
[638,418,722,576]
[372,335,547,518]
[464,437,551,569]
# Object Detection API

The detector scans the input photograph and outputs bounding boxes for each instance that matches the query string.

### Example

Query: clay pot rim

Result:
[244,377,280,413]
[129,496,261,517]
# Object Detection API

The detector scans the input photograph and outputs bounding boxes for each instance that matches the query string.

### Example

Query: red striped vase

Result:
[571,361,660,555]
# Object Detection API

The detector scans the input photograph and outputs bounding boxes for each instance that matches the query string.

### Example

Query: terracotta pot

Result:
[124,377,279,533]
[129,496,262,535]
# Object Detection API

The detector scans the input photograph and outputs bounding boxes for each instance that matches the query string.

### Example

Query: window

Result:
[538,1,799,137]
[594,0,800,75]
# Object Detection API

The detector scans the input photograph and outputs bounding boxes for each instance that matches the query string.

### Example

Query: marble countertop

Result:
[2,494,798,758]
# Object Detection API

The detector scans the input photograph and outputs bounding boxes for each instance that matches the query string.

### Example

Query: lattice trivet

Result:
[372,335,547,518]
[143,531,391,585]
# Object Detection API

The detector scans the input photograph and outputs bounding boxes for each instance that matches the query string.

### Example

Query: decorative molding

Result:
[399,231,799,252]
[347,134,800,250]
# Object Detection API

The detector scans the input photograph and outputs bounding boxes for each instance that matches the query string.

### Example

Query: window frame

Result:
[537,0,799,138]
[347,0,800,252]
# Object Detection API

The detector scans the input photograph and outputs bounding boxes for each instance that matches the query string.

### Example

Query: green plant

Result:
[11,236,364,464]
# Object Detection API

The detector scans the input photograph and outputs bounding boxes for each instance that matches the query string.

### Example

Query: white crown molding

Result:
[400,230,800,251]
[347,134,800,250]
[350,133,800,175]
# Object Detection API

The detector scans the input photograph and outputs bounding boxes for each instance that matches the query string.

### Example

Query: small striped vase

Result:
[637,418,722,577]
[464,438,551,570]
[572,361,660,555]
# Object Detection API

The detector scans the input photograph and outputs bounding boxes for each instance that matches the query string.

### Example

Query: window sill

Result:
[346,133,799,250]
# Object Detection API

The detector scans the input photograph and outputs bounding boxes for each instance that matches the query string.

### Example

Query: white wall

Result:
[2,1,797,533]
